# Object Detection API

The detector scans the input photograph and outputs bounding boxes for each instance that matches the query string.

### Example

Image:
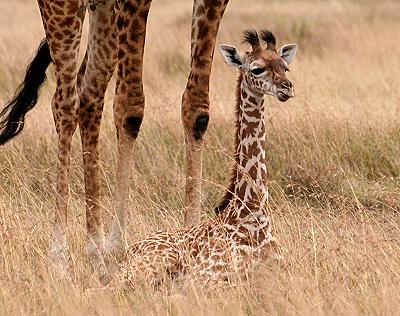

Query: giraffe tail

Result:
[0,38,51,146]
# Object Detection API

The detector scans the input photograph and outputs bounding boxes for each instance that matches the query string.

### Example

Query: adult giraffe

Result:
[0,0,229,275]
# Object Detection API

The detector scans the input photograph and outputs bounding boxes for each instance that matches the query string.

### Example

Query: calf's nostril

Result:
[282,81,292,89]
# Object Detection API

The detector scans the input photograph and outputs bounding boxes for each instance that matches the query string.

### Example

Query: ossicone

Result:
[259,30,276,50]
[242,29,262,53]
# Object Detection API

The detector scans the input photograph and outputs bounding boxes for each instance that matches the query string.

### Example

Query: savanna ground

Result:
[1,0,400,315]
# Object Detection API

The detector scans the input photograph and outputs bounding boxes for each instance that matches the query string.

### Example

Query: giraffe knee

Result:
[123,115,143,139]
[192,113,209,141]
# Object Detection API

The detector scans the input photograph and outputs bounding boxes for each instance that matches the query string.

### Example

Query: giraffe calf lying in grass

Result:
[116,30,298,287]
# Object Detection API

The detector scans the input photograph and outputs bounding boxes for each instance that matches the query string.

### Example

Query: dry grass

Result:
[1,0,400,315]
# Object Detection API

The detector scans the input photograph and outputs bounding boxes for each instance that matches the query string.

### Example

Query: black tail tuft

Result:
[0,38,51,146]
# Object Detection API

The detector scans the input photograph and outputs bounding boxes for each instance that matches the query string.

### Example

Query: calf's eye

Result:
[251,67,265,75]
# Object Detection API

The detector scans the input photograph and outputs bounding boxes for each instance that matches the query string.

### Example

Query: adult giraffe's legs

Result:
[37,0,86,276]
[78,1,117,270]
[108,0,153,256]
[182,0,230,226]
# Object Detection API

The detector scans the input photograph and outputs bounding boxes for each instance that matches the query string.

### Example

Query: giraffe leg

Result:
[182,0,230,226]
[78,1,117,273]
[37,0,86,277]
[107,0,153,257]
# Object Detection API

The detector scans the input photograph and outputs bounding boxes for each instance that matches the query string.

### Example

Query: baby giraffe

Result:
[116,30,298,286]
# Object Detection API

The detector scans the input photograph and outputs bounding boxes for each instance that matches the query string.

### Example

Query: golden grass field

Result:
[1,0,400,314]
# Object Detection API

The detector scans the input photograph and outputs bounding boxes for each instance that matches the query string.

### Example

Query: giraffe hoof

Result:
[85,238,113,280]
[48,248,73,280]
[85,243,118,284]
[49,232,73,280]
